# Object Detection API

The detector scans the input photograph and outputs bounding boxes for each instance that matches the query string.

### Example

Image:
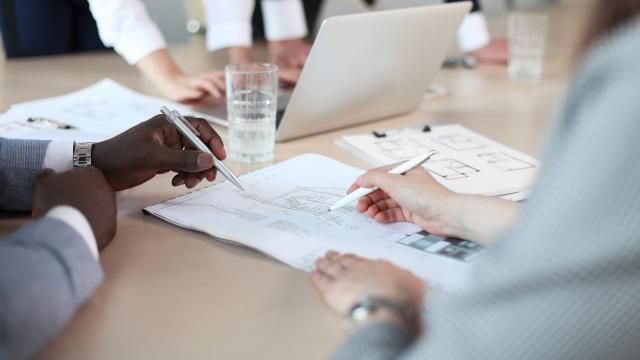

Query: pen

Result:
[328,150,437,211]
[160,106,246,191]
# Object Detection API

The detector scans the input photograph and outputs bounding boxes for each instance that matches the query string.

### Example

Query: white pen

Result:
[160,106,246,191]
[328,150,437,211]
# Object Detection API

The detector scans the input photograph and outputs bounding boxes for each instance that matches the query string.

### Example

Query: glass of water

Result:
[508,12,548,83]
[225,63,278,163]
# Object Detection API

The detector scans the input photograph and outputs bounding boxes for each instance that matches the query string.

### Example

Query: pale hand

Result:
[156,70,226,104]
[348,165,455,237]
[471,39,509,65]
[311,251,424,330]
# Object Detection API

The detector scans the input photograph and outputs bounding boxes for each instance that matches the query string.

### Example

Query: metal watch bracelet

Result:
[345,295,417,333]
[73,142,94,167]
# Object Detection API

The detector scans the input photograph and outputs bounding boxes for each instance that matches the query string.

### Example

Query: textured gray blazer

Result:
[335,17,640,360]
[0,138,103,360]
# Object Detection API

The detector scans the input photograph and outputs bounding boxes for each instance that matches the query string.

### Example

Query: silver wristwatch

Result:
[73,142,94,167]
[345,295,415,332]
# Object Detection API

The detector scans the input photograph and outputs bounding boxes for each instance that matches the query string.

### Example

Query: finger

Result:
[374,207,409,224]
[184,173,203,188]
[365,198,398,219]
[185,118,226,160]
[356,189,390,213]
[172,174,186,186]
[356,169,401,193]
[204,168,217,182]
[315,255,345,278]
[190,78,222,98]
[154,147,214,173]
[310,271,333,293]
[347,182,360,194]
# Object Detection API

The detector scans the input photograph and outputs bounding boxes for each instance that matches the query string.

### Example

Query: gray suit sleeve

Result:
[0,137,50,211]
[333,322,414,360]
[0,218,104,360]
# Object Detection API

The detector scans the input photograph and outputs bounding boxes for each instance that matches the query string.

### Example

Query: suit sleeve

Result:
[0,218,104,359]
[0,137,49,211]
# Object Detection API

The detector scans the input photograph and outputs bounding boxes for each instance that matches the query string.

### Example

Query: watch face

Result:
[351,306,372,322]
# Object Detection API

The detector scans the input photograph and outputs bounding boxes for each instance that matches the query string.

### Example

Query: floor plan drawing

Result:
[433,133,486,151]
[478,152,536,171]
[425,158,480,180]
[374,137,436,161]
[64,98,151,121]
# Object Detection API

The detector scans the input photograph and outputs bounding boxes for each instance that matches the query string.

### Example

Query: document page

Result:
[146,154,484,290]
[0,79,226,140]
[339,124,540,196]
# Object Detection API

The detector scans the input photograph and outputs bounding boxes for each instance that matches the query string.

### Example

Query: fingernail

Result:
[197,153,213,169]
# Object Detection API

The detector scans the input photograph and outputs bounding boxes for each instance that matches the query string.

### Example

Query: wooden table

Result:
[0,3,583,359]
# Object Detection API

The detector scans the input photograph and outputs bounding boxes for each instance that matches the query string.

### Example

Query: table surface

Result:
[0,4,584,359]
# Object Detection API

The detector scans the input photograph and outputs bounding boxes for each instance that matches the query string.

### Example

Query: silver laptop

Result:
[209,3,471,142]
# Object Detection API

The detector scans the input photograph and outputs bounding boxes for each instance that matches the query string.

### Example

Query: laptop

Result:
[209,2,471,142]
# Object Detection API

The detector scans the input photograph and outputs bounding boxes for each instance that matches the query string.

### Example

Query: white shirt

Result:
[87,0,307,64]
[88,0,487,65]
[43,141,99,260]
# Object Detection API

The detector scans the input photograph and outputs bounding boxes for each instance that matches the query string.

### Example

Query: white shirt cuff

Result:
[43,141,74,172]
[46,206,99,260]
[261,0,308,41]
[206,22,253,51]
[458,12,491,53]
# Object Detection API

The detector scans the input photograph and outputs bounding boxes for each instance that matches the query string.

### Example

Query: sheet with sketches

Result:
[0,79,227,141]
[338,124,540,196]
[145,154,483,290]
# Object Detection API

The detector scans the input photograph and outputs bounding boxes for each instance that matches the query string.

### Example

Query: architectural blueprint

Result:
[0,79,226,140]
[338,124,540,196]
[145,154,481,290]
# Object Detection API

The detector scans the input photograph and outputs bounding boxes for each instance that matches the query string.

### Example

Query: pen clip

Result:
[172,110,200,137]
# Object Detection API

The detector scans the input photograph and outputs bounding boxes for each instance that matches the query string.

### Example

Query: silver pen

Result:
[160,106,246,191]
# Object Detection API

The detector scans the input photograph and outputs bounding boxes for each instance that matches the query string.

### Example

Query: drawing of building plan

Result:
[145,154,480,290]
[338,124,540,196]
[1,79,226,140]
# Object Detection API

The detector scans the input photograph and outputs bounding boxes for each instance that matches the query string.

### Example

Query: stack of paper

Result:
[0,79,226,141]
[338,124,540,197]
[146,154,484,290]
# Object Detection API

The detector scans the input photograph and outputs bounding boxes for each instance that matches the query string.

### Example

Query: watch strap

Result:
[73,142,94,167]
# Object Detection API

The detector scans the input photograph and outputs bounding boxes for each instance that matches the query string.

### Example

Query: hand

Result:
[93,115,226,191]
[136,49,226,104]
[268,38,311,70]
[348,165,454,237]
[32,168,117,250]
[471,39,509,65]
[156,70,226,104]
[311,251,424,330]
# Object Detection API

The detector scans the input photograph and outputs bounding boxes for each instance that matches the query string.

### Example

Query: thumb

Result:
[156,147,214,173]
[33,168,56,187]
[357,169,398,191]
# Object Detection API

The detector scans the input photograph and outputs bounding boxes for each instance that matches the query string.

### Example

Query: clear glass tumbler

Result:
[508,12,549,83]
[225,63,278,163]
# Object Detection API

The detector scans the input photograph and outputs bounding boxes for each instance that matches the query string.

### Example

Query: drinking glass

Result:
[508,12,549,83]
[225,63,278,163]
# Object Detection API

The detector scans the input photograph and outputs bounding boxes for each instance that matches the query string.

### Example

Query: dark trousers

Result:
[0,0,107,58]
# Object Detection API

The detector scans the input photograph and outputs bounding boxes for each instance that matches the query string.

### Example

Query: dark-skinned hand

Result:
[92,114,226,191]
[32,167,117,250]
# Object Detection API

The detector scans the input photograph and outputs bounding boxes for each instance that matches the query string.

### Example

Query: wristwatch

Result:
[345,295,416,332]
[73,142,94,167]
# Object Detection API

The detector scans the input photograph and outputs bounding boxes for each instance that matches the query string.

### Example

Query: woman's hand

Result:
[350,164,522,245]
[349,165,455,237]
[311,251,424,331]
